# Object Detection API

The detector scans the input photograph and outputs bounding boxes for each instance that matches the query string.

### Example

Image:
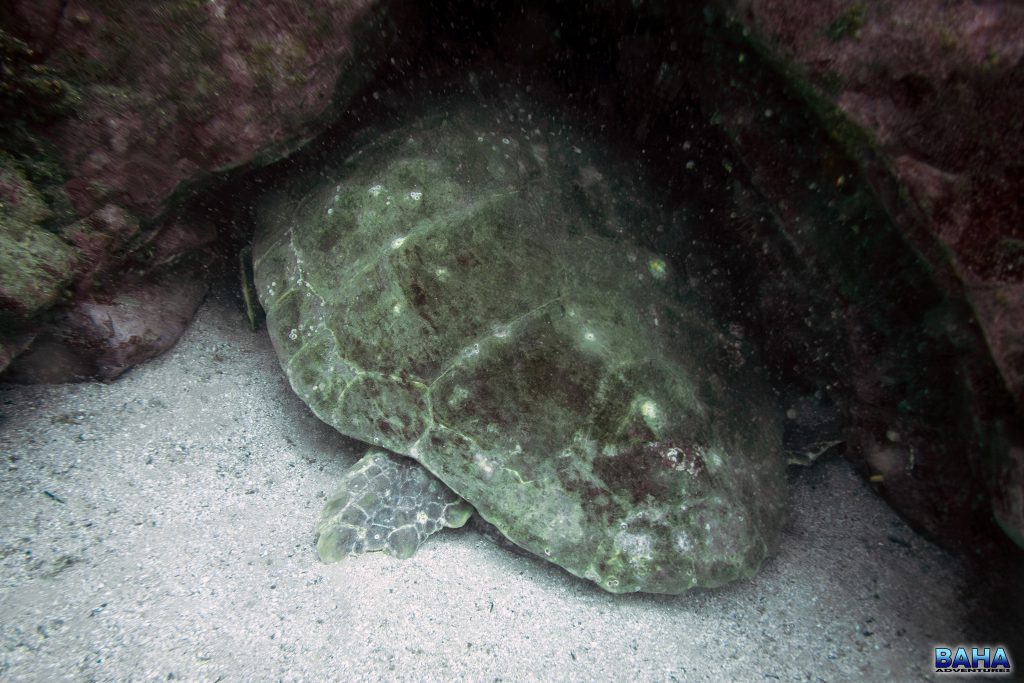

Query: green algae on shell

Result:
[253,94,787,594]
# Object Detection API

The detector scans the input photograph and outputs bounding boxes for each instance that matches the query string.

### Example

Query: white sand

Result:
[1,286,1018,681]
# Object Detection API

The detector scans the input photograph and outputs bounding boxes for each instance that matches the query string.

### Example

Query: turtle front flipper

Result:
[315,449,473,562]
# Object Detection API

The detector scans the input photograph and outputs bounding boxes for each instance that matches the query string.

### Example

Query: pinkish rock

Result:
[61,204,140,295]
[725,0,1024,407]
[8,261,209,382]
[0,158,79,316]
[2,0,385,378]
[716,0,1024,549]
[43,0,380,220]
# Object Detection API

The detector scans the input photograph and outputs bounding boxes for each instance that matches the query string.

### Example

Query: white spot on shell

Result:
[473,453,495,479]
[640,400,659,420]
[614,530,653,561]
[648,258,667,279]
[369,184,384,196]
[408,190,423,201]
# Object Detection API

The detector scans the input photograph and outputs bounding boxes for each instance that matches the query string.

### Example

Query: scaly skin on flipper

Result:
[316,449,472,561]
[254,93,787,594]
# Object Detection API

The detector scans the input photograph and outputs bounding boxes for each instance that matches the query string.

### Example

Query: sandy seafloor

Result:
[1,286,1020,683]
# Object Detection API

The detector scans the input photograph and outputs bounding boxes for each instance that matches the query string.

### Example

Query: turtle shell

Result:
[253,94,786,594]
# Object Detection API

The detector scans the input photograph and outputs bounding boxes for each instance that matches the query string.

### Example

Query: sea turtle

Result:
[251,92,788,594]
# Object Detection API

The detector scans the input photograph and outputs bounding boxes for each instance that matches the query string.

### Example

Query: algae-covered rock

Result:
[254,96,787,594]
[0,0,392,379]
[0,158,78,316]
